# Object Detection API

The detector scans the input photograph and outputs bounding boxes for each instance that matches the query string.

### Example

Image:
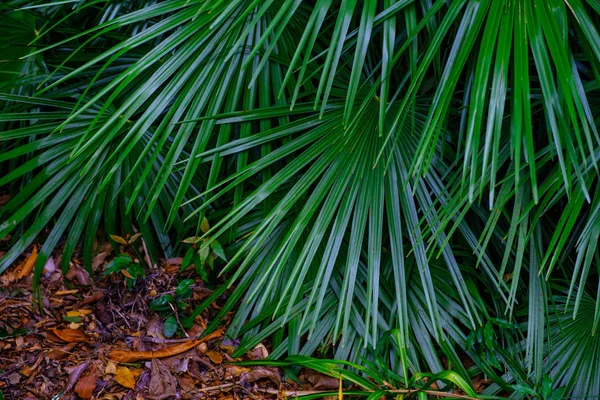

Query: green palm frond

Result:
[2,0,600,397]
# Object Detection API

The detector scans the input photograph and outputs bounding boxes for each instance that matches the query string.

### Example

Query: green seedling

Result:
[103,254,145,290]
[149,278,195,338]
[180,218,227,284]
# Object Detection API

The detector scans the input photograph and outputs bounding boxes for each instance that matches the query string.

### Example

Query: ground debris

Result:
[0,244,299,399]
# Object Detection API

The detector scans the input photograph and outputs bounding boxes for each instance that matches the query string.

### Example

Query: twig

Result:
[197,383,235,392]
[141,238,155,269]
[168,302,189,338]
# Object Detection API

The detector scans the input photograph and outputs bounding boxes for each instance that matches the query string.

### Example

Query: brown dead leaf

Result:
[55,289,79,295]
[105,361,117,375]
[206,350,223,364]
[120,269,134,279]
[47,343,78,360]
[108,329,223,363]
[147,359,177,400]
[249,343,269,359]
[92,250,111,270]
[300,369,339,390]
[115,366,136,389]
[17,246,38,279]
[74,363,97,400]
[240,367,281,387]
[78,290,104,306]
[66,263,93,285]
[19,365,32,377]
[66,361,90,391]
[50,328,89,343]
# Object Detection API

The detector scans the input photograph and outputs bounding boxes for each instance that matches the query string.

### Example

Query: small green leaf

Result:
[163,315,178,338]
[128,263,145,279]
[181,317,194,329]
[465,330,476,350]
[542,375,553,399]
[150,295,173,311]
[181,247,194,271]
[548,387,567,400]
[175,279,194,298]
[209,240,226,261]
[199,245,210,264]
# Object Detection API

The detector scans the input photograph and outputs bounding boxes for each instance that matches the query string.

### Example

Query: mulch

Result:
[0,242,303,400]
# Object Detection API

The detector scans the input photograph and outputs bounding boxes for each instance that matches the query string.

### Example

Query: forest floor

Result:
[0,240,319,400]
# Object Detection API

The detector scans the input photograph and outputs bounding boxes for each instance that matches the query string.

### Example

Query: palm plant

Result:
[1,0,600,397]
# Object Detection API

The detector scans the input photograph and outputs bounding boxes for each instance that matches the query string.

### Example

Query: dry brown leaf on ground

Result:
[147,359,177,400]
[299,369,339,390]
[115,366,137,389]
[66,361,90,391]
[108,329,224,363]
[249,343,269,359]
[17,245,38,280]
[66,263,93,285]
[47,342,78,360]
[74,363,97,399]
[205,350,223,364]
[240,367,281,387]
[50,328,89,343]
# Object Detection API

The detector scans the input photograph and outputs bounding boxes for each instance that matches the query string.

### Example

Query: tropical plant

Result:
[1,0,600,397]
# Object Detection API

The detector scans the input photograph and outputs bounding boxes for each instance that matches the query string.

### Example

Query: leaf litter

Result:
[0,242,304,399]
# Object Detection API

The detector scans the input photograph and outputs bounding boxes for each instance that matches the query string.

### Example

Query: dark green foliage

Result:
[2,0,600,397]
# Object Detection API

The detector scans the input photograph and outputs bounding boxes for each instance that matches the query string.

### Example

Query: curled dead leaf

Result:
[300,369,339,390]
[17,246,38,280]
[108,329,224,363]
[240,367,281,387]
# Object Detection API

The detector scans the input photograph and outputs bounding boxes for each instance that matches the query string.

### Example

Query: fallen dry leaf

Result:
[240,367,281,387]
[47,343,78,360]
[17,246,38,279]
[115,366,136,389]
[66,362,90,391]
[50,328,89,343]
[74,363,97,399]
[206,350,223,364]
[66,263,93,285]
[43,257,56,278]
[300,369,339,390]
[147,359,177,400]
[105,361,117,375]
[108,329,223,363]
[55,289,79,296]
[92,250,111,270]
[120,269,134,279]
[250,343,269,359]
